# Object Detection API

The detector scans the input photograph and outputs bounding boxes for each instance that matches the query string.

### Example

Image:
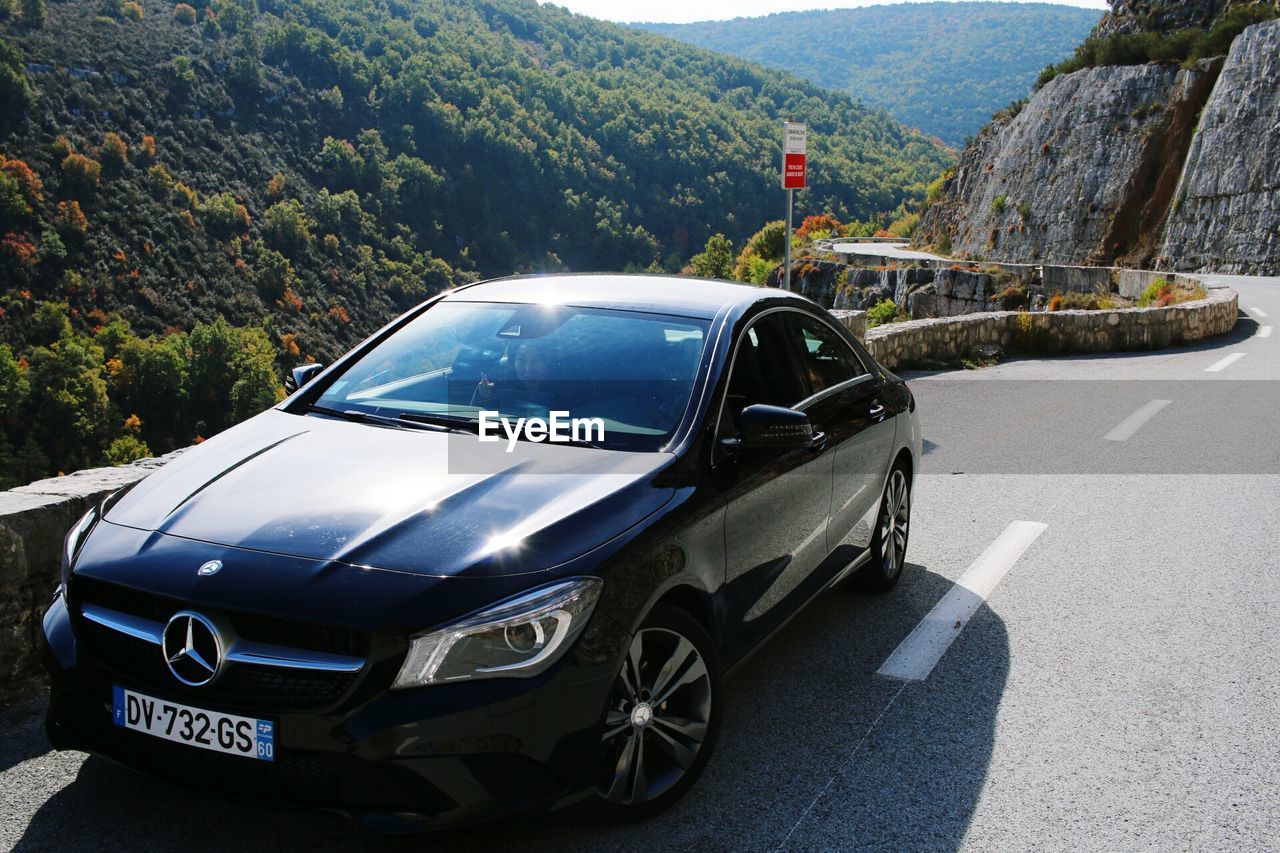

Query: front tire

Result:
[593,605,722,821]
[858,463,911,592]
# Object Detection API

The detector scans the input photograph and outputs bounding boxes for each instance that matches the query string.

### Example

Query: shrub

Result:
[1017,200,1032,222]
[991,194,1007,215]
[0,171,27,226]
[262,199,313,251]
[20,0,45,27]
[50,136,72,159]
[103,433,150,465]
[795,213,844,244]
[867,298,902,328]
[201,191,250,234]
[147,162,173,193]
[100,131,128,169]
[1048,294,1064,312]
[686,233,734,280]
[173,3,196,25]
[61,153,102,191]
[732,220,786,282]
[2,158,43,204]
[54,200,88,234]
[121,0,142,20]
[997,285,1028,311]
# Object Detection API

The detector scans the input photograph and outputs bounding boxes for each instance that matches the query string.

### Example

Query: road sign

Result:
[782,121,807,190]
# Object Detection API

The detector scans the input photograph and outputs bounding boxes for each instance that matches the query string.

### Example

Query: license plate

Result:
[112,686,275,762]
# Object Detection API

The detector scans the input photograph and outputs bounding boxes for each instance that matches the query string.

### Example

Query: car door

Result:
[717,310,835,661]
[785,312,897,557]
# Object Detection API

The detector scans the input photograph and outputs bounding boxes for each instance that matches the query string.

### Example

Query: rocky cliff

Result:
[915,15,1280,275]
[1157,20,1280,271]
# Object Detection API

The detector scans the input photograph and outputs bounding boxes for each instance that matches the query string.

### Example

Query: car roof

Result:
[440,273,814,319]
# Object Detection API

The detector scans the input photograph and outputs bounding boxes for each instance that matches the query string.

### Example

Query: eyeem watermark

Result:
[478,410,605,452]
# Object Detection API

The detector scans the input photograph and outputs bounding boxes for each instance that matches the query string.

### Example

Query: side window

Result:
[785,313,869,395]
[720,313,809,434]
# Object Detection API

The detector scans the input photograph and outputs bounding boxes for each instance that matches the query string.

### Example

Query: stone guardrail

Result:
[832,286,1238,371]
[0,452,181,683]
[0,287,1240,685]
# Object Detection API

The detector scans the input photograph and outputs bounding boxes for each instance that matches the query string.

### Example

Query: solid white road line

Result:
[1251,307,1269,318]
[1104,399,1172,442]
[1206,353,1246,373]
[877,520,1048,681]
[1259,326,1274,339]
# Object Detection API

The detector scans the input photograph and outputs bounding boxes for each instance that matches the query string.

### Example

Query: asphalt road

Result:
[4,275,1279,851]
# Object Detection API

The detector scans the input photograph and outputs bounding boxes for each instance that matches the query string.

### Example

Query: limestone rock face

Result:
[916,18,1280,275]
[1157,19,1280,273]
[1098,0,1251,35]
[915,61,1220,267]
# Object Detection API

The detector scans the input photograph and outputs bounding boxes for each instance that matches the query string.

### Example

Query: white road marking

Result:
[1251,307,1268,318]
[877,520,1048,681]
[1104,399,1172,442]
[1259,326,1273,339]
[1205,353,1246,373]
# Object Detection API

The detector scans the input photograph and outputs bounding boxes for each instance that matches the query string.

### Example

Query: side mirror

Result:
[728,403,819,451]
[284,363,325,395]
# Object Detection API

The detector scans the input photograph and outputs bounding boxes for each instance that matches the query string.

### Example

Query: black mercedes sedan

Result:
[43,274,921,831]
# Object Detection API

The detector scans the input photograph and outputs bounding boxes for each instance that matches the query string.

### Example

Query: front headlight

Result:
[59,505,98,593]
[392,577,602,689]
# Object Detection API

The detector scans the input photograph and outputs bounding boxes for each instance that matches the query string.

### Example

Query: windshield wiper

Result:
[307,404,449,433]
[396,412,483,434]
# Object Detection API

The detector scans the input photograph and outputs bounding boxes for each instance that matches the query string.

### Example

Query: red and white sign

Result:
[782,121,807,190]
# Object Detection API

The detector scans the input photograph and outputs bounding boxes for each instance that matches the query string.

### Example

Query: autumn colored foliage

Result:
[61,152,102,189]
[1,157,43,204]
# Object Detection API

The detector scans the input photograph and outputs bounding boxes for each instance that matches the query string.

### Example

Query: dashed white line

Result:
[1250,307,1268,318]
[1259,326,1273,339]
[1205,353,1246,373]
[1104,399,1172,442]
[877,520,1048,681]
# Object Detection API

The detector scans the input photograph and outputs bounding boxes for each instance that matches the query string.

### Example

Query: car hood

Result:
[105,410,676,577]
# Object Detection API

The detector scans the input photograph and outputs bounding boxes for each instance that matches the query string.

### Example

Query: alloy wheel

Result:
[598,626,713,806]
[878,468,910,580]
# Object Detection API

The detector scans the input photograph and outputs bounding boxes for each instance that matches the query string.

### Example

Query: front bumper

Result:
[41,592,615,831]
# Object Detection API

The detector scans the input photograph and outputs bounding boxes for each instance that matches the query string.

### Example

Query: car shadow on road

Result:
[13,564,1009,852]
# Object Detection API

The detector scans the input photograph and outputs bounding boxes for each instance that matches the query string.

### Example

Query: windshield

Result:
[313,301,711,451]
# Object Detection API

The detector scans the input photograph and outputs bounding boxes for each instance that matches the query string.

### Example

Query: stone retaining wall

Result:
[0,453,180,682]
[862,286,1237,370]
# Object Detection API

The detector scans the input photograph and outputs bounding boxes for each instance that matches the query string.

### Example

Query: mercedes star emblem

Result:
[162,611,223,686]
[197,560,223,576]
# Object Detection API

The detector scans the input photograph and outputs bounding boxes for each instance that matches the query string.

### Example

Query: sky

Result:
[543,0,1109,25]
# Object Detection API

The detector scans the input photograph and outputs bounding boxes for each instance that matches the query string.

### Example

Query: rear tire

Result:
[592,605,722,822]
[857,462,911,592]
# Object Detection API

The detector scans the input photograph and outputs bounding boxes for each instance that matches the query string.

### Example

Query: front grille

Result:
[72,577,370,711]
[74,576,369,657]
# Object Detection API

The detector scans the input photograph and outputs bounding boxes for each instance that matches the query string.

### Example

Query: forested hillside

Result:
[0,0,950,485]
[639,2,1101,147]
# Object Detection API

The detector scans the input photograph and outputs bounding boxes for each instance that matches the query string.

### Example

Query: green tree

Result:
[0,171,26,227]
[0,40,32,134]
[732,220,786,282]
[261,199,312,252]
[687,233,735,280]
[186,319,280,435]
[103,434,150,465]
[27,334,112,472]
[19,0,44,27]
[111,332,190,450]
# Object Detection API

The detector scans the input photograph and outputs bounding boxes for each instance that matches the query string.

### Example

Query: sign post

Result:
[781,120,807,292]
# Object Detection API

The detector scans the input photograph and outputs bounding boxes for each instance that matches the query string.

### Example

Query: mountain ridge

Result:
[637,2,1101,146]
